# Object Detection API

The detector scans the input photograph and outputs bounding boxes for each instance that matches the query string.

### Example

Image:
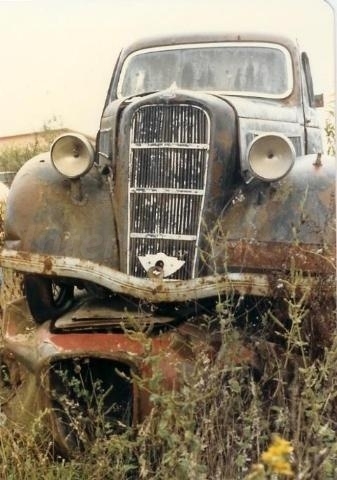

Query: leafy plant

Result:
[324,105,336,156]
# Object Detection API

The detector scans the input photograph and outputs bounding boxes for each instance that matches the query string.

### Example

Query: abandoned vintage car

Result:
[0,32,335,454]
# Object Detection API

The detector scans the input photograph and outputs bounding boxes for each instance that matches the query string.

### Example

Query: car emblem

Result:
[138,252,185,278]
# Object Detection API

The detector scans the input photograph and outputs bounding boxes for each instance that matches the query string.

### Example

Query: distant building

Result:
[0,129,95,152]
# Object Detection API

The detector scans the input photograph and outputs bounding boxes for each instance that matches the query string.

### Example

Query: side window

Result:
[301,52,315,107]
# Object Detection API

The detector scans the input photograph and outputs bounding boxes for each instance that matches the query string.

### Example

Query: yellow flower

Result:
[261,435,294,477]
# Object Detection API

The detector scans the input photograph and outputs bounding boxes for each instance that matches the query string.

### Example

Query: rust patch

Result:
[43,256,54,274]
[216,239,336,277]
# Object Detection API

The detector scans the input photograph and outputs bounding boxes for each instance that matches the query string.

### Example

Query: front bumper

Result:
[0,248,325,302]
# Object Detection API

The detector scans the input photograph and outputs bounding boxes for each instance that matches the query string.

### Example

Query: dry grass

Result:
[0,279,336,479]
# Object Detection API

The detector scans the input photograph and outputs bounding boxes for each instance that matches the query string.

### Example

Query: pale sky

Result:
[0,0,335,137]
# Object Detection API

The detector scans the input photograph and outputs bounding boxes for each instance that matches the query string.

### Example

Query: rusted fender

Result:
[4,153,119,268]
[0,249,327,302]
[223,154,335,244]
[213,154,336,274]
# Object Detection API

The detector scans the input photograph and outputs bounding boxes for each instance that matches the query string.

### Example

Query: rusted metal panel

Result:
[222,240,335,275]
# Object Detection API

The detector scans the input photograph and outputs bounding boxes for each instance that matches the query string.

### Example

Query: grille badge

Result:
[138,252,185,278]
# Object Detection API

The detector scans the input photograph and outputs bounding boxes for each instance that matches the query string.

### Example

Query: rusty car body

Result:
[0,32,335,454]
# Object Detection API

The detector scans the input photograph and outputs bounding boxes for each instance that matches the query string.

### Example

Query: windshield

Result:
[118,42,293,99]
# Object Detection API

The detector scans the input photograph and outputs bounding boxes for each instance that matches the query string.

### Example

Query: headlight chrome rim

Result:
[247,133,296,182]
[51,133,95,179]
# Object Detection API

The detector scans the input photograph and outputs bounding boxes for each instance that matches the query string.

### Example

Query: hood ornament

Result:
[161,82,178,99]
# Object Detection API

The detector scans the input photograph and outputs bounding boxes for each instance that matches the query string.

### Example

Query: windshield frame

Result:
[116,41,294,100]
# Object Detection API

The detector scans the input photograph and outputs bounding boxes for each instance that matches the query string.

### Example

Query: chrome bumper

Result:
[0,248,318,302]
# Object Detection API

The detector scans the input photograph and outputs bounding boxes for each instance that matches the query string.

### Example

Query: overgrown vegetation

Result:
[325,105,336,156]
[0,276,336,479]
[0,118,64,172]
[0,141,43,172]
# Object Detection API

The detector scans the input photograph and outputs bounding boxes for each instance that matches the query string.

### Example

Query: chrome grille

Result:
[128,104,210,279]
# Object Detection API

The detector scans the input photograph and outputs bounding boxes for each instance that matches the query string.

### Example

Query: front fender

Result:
[214,154,335,274]
[4,153,118,268]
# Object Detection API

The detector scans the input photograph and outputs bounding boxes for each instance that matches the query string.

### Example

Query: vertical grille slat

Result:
[128,104,210,279]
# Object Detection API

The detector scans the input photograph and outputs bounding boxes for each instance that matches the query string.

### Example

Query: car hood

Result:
[220,95,301,123]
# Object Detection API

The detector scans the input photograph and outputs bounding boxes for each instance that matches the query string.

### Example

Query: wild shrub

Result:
[325,106,336,156]
[0,119,63,172]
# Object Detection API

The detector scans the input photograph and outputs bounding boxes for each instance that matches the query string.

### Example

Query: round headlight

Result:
[247,133,295,182]
[50,133,94,179]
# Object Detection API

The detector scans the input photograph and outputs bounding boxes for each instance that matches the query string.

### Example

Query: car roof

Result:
[120,32,299,58]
